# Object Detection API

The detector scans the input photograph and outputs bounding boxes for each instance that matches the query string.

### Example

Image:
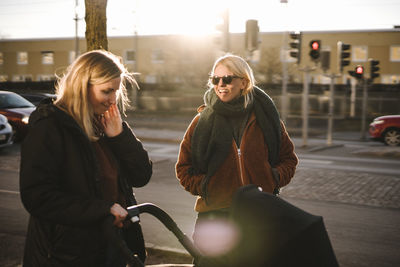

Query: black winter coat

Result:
[19,103,152,266]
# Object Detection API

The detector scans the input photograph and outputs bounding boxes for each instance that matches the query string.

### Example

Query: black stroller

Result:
[104,184,339,267]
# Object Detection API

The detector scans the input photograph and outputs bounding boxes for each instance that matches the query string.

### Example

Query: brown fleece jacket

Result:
[176,111,298,213]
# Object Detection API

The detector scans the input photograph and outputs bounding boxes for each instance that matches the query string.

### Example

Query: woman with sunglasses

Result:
[19,50,152,266]
[176,54,298,261]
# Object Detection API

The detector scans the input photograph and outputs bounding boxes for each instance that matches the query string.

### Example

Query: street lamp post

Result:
[74,0,80,59]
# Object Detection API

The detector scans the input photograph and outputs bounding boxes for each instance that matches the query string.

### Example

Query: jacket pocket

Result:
[49,224,104,264]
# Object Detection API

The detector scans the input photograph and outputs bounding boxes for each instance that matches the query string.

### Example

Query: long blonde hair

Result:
[208,54,256,107]
[54,50,136,141]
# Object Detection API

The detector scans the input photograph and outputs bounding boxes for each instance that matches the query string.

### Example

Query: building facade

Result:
[0,29,399,86]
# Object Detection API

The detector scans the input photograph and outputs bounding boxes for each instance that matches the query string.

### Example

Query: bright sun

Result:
[107,0,232,36]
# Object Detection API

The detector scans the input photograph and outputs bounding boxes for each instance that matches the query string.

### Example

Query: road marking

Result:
[298,163,400,176]
[299,153,400,164]
[0,189,19,195]
[300,159,333,165]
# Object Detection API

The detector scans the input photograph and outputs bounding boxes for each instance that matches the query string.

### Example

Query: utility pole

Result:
[74,0,80,59]
[321,47,342,146]
[350,79,356,117]
[327,75,335,146]
[324,73,341,145]
[297,39,321,147]
[360,78,368,140]
[216,8,230,53]
[132,8,139,110]
[285,31,302,122]
[281,32,289,122]
[245,19,259,62]
[349,58,380,141]
[321,41,352,145]
[280,0,289,122]
[299,66,315,147]
[349,65,366,140]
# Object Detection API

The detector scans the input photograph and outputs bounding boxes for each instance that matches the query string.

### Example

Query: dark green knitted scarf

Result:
[190,86,281,199]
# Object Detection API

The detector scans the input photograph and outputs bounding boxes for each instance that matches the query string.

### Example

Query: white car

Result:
[0,114,13,149]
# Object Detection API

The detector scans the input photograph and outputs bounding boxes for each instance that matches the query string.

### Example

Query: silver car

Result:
[0,114,13,149]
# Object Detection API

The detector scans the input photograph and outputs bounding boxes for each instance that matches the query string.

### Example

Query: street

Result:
[0,136,399,267]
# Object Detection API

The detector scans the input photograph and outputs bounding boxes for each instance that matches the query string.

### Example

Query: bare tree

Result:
[256,48,282,84]
[85,0,108,51]
[256,47,299,84]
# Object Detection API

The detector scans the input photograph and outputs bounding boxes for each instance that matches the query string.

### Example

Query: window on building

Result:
[352,46,368,62]
[320,75,331,85]
[151,49,164,63]
[125,50,136,63]
[37,74,56,81]
[41,51,54,65]
[381,74,400,84]
[17,52,28,65]
[145,75,157,84]
[0,52,3,65]
[0,75,8,82]
[390,45,400,62]
[12,74,33,82]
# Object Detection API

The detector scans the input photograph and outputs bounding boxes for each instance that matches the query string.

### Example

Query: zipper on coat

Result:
[235,115,253,186]
[236,146,245,185]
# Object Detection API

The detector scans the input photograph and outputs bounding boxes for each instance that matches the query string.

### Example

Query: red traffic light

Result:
[356,65,364,74]
[349,65,364,80]
[309,40,321,60]
[311,41,319,50]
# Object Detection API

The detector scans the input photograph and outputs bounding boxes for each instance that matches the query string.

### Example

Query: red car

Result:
[369,115,400,146]
[0,90,36,141]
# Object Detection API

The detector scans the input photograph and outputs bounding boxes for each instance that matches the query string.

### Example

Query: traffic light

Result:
[245,20,259,52]
[369,59,380,81]
[337,41,351,73]
[348,65,364,80]
[309,40,321,61]
[288,32,302,63]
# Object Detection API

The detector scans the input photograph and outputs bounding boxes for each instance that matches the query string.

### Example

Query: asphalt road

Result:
[0,138,399,267]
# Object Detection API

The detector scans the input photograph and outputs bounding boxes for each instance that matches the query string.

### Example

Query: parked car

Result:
[18,92,56,106]
[0,114,13,149]
[0,91,36,141]
[369,115,400,146]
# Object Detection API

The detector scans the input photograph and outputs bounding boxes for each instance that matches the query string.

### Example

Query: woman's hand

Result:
[101,104,123,137]
[110,203,128,228]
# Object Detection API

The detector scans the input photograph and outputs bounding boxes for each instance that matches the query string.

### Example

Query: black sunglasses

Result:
[210,75,241,85]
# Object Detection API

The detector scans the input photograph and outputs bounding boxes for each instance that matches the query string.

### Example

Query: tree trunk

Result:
[85,0,108,51]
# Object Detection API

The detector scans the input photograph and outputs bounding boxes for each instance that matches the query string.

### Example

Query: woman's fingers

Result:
[110,203,128,228]
[102,104,123,137]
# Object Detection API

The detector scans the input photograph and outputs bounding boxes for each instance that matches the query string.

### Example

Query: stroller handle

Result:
[127,203,203,261]
[101,215,145,267]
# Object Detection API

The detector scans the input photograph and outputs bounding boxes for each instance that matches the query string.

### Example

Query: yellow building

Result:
[0,29,399,85]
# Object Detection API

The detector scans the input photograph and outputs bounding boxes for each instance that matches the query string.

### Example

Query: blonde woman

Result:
[20,50,152,266]
[176,54,298,260]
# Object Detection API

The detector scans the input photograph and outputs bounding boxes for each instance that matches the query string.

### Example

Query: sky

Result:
[0,0,399,40]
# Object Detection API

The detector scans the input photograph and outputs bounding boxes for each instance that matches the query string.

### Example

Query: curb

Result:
[145,244,192,266]
[306,144,344,152]
[145,243,190,256]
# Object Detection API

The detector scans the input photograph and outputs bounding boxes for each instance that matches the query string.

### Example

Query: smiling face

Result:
[88,77,121,115]
[213,64,245,103]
